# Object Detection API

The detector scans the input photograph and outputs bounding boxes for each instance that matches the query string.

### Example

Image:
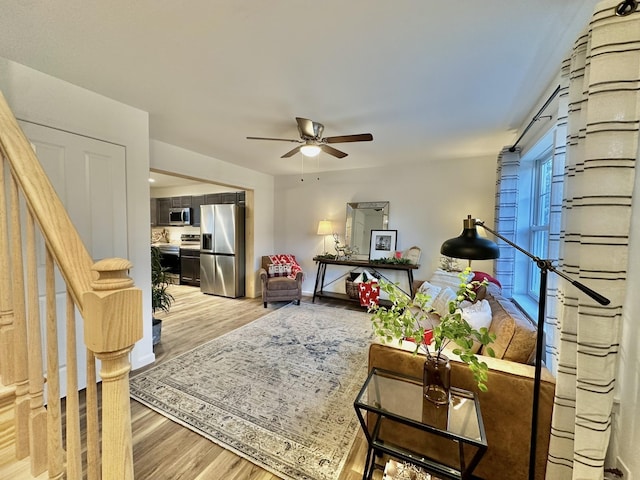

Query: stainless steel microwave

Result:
[169,207,192,226]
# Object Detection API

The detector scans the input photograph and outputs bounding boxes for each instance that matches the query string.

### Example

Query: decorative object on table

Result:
[332,232,358,260]
[439,255,462,272]
[315,253,337,260]
[357,272,380,307]
[369,229,397,260]
[369,257,412,265]
[151,245,174,345]
[402,246,422,265]
[423,350,451,406]
[369,267,496,402]
[440,214,610,480]
[383,459,434,480]
[317,219,333,254]
[345,201,390,260]
[130,302,374,480]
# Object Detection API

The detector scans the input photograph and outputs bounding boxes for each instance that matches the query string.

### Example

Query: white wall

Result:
[149,139,275,296]
[0,57,154,369]
[273,156,498,295]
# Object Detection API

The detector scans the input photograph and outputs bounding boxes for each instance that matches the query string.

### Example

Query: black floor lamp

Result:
[440,215,610,480]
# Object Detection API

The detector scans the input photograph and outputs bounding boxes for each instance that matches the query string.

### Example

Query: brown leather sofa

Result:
[368,342,555,480]
[259,255,303,308]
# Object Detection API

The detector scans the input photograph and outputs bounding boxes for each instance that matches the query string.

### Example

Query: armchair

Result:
[259,255,303,308]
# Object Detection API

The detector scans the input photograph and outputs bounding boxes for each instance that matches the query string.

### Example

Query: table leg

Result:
[312,262,327,303]
[362,446,375,480]
[408,269,415,297]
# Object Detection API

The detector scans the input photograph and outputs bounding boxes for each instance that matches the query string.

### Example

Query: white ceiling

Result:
[0,1,599,177]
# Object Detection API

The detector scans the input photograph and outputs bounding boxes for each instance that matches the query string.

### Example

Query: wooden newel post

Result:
[83,258,143,480]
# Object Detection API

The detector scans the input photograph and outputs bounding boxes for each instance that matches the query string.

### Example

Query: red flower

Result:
[423,329,434,345]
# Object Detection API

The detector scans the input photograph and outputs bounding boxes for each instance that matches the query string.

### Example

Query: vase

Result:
[423,354,451,405]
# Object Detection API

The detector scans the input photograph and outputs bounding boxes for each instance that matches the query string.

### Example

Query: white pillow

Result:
[414,281,441,309]
[461,299,492,331]
[352,270,376,283]
[429,268,472,290]
[431,287,457,318]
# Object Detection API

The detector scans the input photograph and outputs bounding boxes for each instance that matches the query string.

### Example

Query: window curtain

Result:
[493,147,520,299]
[546,2,638,478]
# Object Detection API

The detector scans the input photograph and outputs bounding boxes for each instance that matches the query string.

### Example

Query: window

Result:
[527,153,553,300]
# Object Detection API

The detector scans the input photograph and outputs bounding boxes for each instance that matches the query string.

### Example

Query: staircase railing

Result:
[0,91,142,479]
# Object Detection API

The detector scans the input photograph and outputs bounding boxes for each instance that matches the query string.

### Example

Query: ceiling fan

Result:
[246,117,373,159]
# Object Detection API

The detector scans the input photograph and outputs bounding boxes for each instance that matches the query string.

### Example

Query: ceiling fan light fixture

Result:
[300,144,321,157]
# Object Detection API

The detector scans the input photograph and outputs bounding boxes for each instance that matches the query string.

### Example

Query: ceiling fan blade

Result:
[324,133,373,144]
[246,136,301,143]
[295,117,318,139]
[281,145,303,158]
[320,144,348,159]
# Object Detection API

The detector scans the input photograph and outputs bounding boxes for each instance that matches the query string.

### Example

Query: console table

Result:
[311,256,419,304]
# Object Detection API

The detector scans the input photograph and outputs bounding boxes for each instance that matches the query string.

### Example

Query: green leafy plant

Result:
[151,246,174,315]
[369,257,412,265]
[369,267,496,391]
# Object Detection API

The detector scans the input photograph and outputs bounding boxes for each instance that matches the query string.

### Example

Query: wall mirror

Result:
[345,201,389,259]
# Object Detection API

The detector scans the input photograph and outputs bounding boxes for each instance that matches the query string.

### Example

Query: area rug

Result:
[129,302,375,480]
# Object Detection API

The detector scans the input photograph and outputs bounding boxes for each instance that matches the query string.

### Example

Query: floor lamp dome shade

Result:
[440,215,500,260]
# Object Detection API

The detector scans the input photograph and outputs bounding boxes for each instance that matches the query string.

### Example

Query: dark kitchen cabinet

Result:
[172,196,192,208]
[156,198,172,226]
[204,193,221,204]
[191,195,204,227]
[204,192,245,205]
[180,249,200,286]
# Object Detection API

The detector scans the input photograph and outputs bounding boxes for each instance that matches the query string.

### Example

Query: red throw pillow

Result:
[268,254,303,279]
[472,271,502,289]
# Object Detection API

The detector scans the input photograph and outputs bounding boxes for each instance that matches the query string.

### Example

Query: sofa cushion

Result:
[267,263,292,277]
[428,268,472,290]
[472,271,502,289]
[484,293,537,364]
[267,254,303,279]
[265,276,299,291]
[413,280,441,309]
[431,287,457,318]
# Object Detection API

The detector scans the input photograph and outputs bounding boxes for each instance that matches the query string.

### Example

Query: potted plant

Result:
[369,267,495,404]
[151,246,174,345]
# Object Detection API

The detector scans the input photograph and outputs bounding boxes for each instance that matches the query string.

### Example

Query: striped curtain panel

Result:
[546,2,639,478]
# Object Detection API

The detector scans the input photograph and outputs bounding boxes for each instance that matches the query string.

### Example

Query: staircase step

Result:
[0,456,49,479]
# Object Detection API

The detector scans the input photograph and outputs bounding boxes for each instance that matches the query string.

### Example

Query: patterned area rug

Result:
[130,302,374,480]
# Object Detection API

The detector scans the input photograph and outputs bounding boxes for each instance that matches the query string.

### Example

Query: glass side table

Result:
[354,368,487,480]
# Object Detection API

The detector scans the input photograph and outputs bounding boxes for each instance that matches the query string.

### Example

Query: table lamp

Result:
[317,220,333,254]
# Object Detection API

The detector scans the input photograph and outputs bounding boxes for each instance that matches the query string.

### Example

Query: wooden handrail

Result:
[0,89,142,479]
[0,91,94,315]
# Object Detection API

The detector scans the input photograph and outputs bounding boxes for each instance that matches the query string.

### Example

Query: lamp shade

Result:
[317,220,333,235]
[301,144,321,157]
[440,215,500,260]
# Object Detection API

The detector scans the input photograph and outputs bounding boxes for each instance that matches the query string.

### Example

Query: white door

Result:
[19,120,128,398]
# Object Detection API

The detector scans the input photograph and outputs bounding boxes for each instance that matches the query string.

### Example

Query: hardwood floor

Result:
[132,285,370,480]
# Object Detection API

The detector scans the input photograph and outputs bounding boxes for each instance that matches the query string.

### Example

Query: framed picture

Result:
[403,246,422,265]
[369,229,397,260]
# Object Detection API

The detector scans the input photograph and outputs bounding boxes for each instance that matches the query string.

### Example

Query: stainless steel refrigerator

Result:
[200,204,245,297]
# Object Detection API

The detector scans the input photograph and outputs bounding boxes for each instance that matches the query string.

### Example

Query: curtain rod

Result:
[508,85,561,153]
